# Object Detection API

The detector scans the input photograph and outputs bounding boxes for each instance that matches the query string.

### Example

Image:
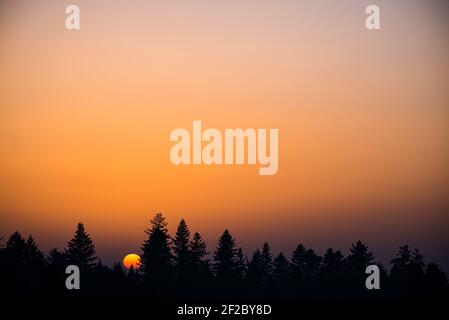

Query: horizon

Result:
[2,212,448,273]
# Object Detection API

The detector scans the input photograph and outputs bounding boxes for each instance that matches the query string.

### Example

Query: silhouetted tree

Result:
[47,248,66,268]
[141,213,173,294]
[273,252,290,295]
[1,232,46,294]
[3,232,28,293]
[25,235,45,290]
[5,231,27,266]
[390,245,426,295]
[189,232,213,296]
[173,219,191,290]
[65,223,97,271]
[1,219,448,300]
[25,235,44,266]
[347,241,374,271]
[321,248,344,275]
[190,232,207,265]
[346,241,374,295]
[291,244,322,294]
[260,242,275,294]
[409,249,425,292]
[246,249,263,295]
[390,245,411,277]
[213,230,241,296]
[261,242,274,279]
[320,248,345,294]
[45,248,67,293]
[235,247,247,280]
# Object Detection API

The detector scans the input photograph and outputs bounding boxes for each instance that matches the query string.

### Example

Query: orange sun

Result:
[123,253,141,270]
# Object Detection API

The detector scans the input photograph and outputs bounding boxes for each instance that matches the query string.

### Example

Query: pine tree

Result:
[347,240,374,272]
[390,244,411,283]
[213,230,237,277]
[291,244,309,279]
[246,249,263,292]
[5,231,27,265]
[409,249,425,287]
[390,245,425,294]
[261,242,274,278]
[46,248,67,291]
[320,248,345,291]
[321,248,344,276]
[346,241,374,294]
[141,213,173,292]
[190,232,207,265]
[173,219,191,282]
[213,229,240,294]
[235,247,247,280]
[3,232,45,292]
[47,248,66,269]
[190,231,211,276]
[65,223,98,271]
[189,231,213,296]
[273,252,290,292]
[410,249,425,274]
[25,235,44,266]
[291,244,322,291]
[291,244,307,271]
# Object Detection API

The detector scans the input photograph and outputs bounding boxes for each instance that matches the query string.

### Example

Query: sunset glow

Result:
[0,0,448,269]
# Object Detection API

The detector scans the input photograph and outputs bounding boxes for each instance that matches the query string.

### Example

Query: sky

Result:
[0,0,448,269]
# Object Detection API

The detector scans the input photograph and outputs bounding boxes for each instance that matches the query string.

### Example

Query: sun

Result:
[123,253,141,270]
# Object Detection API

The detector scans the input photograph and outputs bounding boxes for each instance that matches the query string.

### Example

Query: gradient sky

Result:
[1,0,448,268]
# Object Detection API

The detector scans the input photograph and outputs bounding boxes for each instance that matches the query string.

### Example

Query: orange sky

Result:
[1,0,448,267]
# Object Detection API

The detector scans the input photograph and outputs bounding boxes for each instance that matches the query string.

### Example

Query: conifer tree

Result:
[65,223,98,271]
[47,248,66,269]
[235,247,247,280]
[173,219,191,282]
[273,252,290,292]
[260,242,274,280]
[213,229,240,294]
[345,241,374,294]
[291,243,322,290]
[190,232,207,264]
[141,213,173,291]
[25,235,44,266]
[246,249,263,291]
[5,231,27,265]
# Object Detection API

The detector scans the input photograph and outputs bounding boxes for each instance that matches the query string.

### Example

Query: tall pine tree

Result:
[141,213,173,293]
[261,242,274,281]
[190,232,207,266]
[273,252,290,294]
[346,240,374,294]
[173,219,191,284]
[65,223,97,271]
[190,232,213,296]
[213,229,240,295]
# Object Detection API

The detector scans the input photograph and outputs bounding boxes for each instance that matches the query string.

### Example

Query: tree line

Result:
[0,213,447,299]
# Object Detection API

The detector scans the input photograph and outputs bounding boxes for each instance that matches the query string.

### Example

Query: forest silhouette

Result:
[0,213,447,300]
